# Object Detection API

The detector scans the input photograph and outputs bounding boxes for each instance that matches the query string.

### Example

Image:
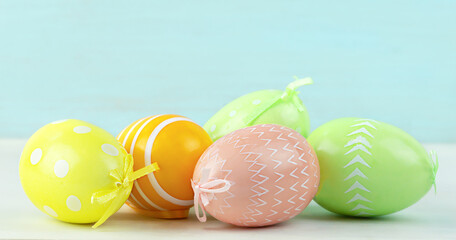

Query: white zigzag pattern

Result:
[297,152,307,163]
[251,129,264,138]
[294,141,304,151]
[269,126,282,133]
[277,133,287,141]
[209,138,235,217]
[272,198,282,207]
[271,159,282,169]
[266,209,278,217]
[295,191,309,211]
[290,182,299,192]
[256,198,267,207]
[274,172,284,182]
[289,168,299,178]
[287,195,297,204]
[244,198,258,223]
[344,119,377,215]
[217,126,317,225]
[287,154,298,165]
[301,179,309,189]
[299,192,308,201]
[261,138,272,146]
[308,148,319,188]
[242,141,269,223]
[288,132,298,140]
[283,143,295,153]
[275,185,284,195]
[283,205,294,214]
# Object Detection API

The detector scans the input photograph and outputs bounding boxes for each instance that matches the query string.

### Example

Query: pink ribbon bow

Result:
[191,169,231,222]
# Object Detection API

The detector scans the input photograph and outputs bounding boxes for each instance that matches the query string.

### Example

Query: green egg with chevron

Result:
[204,77,313,141]
[308,117,438,217]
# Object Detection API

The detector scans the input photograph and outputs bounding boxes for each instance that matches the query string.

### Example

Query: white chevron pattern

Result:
[344,144,372,155]
[347,193,372,204]
[344,136,372,148]
[343,119,377,216]
[351,121,377,129]
[344,155,371,168]
[347,127,374,138]
[351,203,373,211]
[344,168,368,181]
[345,181,370,193]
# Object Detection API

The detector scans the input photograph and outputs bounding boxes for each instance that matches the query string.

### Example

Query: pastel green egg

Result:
[308,118,438,217]
[19,119,158,227]
[204,77,313,141]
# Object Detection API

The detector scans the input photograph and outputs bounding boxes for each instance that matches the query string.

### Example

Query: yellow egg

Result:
[19,119,158,227]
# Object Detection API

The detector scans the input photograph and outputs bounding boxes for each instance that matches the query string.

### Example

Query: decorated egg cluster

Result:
[19,77,438,229]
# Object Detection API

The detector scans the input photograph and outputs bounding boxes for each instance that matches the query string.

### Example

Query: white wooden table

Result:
[1,139,455,239]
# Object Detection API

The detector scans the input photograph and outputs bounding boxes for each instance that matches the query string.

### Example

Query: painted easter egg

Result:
[19,119,159,228]
[308,118,438,217]
[117,114,213,218]
[204,77,313,141]
[192,124,320,227]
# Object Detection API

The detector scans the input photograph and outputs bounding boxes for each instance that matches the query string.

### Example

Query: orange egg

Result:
[117,114,212,218]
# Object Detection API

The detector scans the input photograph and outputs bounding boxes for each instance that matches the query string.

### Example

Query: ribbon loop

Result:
[91,154,160,228]
[429,150,439,194]
[127,162,160,182]
[245,77,313,125]
[191,178,231,223]
[281,77,313,99]
[286,76,313,91]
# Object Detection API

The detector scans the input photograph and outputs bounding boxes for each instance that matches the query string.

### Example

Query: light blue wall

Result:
[1,1,455,142]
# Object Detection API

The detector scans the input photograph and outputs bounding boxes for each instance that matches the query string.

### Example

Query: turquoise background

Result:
[1,1,455,142]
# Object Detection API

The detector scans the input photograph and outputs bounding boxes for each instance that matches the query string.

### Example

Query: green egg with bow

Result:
[204,77,313,141]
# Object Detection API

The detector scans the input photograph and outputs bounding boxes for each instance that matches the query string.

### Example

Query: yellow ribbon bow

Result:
[91,154,160,228]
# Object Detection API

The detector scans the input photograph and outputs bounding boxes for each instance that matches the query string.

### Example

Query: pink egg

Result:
[192,124,320,227]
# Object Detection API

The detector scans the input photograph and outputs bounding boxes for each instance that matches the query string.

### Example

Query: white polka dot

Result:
[54,160,69,178]
[229,110,237,117]
[66,195,81,211]
[210,125,216,132]
[43,206,58,217]
[73,126,91,134]
[30,148,42,165]
[252,99,261,105]
[102,144,119,156]
[51,119,67,124]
